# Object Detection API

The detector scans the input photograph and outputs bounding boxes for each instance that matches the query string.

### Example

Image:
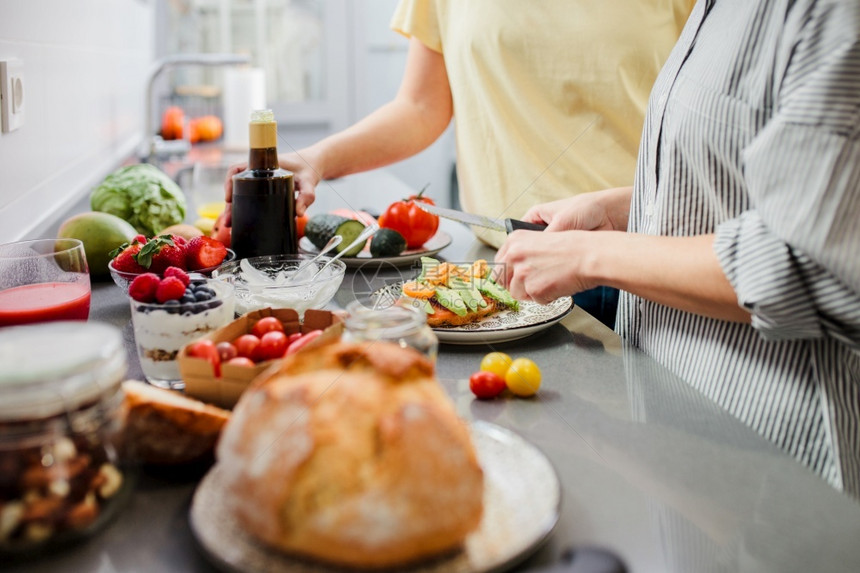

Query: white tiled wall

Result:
[0,0,154,242]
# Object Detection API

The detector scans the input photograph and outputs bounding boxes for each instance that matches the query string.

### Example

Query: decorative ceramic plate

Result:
[432,296,574,345]
[374,282,575,345]
[189,421,561,573]
[299,231,452,269]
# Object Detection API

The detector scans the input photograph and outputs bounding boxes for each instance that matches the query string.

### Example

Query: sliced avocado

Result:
[448,277,487,312]
[418,256,441,282]
[433,285,469,317]
[477,278,519,311]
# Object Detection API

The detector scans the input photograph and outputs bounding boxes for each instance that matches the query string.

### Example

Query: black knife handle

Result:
[505,219,548,233]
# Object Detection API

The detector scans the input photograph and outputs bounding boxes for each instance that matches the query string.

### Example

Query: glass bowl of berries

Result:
[108,234,233,295]
[127,268,235,390]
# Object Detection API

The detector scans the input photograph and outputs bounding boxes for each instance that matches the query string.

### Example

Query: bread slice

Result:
[121,380,230,465]
[425,295,499,327]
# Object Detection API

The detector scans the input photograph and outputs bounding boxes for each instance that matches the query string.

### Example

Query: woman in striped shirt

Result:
[496,0,860,497]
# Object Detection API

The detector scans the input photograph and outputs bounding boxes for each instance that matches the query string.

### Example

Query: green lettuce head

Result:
[90,164,187,237]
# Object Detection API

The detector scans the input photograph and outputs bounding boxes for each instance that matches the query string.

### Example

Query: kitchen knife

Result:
[416,203,547,233]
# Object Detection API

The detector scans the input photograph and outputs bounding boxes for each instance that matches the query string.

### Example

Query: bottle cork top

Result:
[249,109,277,149]
[250,109,275,124]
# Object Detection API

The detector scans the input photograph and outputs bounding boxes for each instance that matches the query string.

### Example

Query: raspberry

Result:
[163,266,190,287]
[128,273,160,302]
[155,276,187,303]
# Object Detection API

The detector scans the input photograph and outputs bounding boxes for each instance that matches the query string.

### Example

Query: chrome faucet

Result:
[142,53,251,163]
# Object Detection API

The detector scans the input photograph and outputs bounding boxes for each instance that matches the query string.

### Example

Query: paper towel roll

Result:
[222,67,266,151]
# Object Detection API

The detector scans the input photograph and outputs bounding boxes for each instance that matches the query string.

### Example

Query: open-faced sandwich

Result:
[400,257,519,327]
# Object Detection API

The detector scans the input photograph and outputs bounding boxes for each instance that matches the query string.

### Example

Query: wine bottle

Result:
[231,109,297,259]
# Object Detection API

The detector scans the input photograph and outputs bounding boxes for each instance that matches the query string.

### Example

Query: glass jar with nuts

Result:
[0,322,131,556]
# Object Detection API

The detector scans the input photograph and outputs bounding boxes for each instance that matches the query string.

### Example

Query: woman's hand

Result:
[222,151,320,226]
[523,187,632,232]
[495,230,599,304]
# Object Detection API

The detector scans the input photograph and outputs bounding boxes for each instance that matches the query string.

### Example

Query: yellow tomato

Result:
[480,352,513,378]
[505,358,542,397]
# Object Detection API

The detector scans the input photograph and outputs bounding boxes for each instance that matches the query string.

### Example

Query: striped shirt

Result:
[617,0,860,496]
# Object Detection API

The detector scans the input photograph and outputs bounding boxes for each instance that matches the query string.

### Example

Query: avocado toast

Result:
[401,257,519,327]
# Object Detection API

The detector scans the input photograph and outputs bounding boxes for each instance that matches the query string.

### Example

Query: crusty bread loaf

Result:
[120,380,230,465]
[426,295,499,327]
[216,341,484,569]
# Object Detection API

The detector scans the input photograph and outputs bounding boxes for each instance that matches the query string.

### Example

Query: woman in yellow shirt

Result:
[225,0,693,326]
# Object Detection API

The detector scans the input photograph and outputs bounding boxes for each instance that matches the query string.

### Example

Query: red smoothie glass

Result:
[0,238,91,327]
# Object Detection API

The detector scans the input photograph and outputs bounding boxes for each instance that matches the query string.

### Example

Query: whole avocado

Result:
[57,211,137,278]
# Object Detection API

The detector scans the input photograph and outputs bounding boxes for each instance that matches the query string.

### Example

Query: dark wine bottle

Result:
[231,109,297,259]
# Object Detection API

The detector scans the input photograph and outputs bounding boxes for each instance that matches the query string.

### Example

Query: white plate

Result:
[189,421,560,573]
[299,230,452,269]
[433,297,574,345]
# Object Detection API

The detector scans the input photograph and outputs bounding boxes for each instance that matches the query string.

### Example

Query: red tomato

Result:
[215,341,238,362]
[258,331,289,361]
[226,356,255,368]
[296,214,309,238]
[285,330,323,356]
[378,188,439,249]
[187,339,221,377]
[469,371,506,399]
[251,316,285,338]
[234,334,262,362]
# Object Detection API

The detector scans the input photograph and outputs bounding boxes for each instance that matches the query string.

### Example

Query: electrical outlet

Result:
[0,58,25,133]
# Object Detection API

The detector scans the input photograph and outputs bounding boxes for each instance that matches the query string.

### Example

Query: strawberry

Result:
[128,273,160,302]
[133,234,147,245]
[110,241,146,274]
[186,236,228,271]
[155,276,187,303]
[135,235,187,274]
[163,266,190,287]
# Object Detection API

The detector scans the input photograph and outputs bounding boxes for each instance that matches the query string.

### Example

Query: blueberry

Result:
[164,299,181,314]
[206,300,223,310]
[180,294,196,304]
[195,288,215,301]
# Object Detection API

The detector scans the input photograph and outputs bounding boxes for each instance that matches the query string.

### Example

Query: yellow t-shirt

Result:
[392,0,693,247]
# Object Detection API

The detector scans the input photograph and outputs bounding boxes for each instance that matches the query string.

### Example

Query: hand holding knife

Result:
[415,203,547,233]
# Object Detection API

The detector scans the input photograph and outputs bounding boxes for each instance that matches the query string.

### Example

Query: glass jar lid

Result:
[0,321,126,421]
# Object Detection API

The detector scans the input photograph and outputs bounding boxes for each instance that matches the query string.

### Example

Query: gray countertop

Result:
[10,170,860,573]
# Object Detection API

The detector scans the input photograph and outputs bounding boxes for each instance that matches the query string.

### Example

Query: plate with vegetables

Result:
[299,212,452,268]
[388,257,574,345]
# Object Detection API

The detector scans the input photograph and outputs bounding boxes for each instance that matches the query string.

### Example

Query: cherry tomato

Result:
[469,371,507,400]
[225,356,255,368]
[480,352,513,378]
[251,316,285,338]
[215,341,238,362]
[258,331,289,361]
[296,214,309,238]
[187,339,221,377]
[234,334,262,362]
[505,358,542,397]
[285,330,323,356]
[378,187,439,249]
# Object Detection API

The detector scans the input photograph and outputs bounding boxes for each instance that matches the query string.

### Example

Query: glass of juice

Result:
[0,238,91,327]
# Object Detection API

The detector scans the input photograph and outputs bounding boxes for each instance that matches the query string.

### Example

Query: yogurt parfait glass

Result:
[129,278,235,390]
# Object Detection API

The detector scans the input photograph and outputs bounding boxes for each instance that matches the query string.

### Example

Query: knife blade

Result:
[416,203,547,233]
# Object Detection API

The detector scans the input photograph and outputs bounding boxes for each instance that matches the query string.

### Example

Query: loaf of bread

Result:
[120,380,230,465]
[216,340,484,569]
